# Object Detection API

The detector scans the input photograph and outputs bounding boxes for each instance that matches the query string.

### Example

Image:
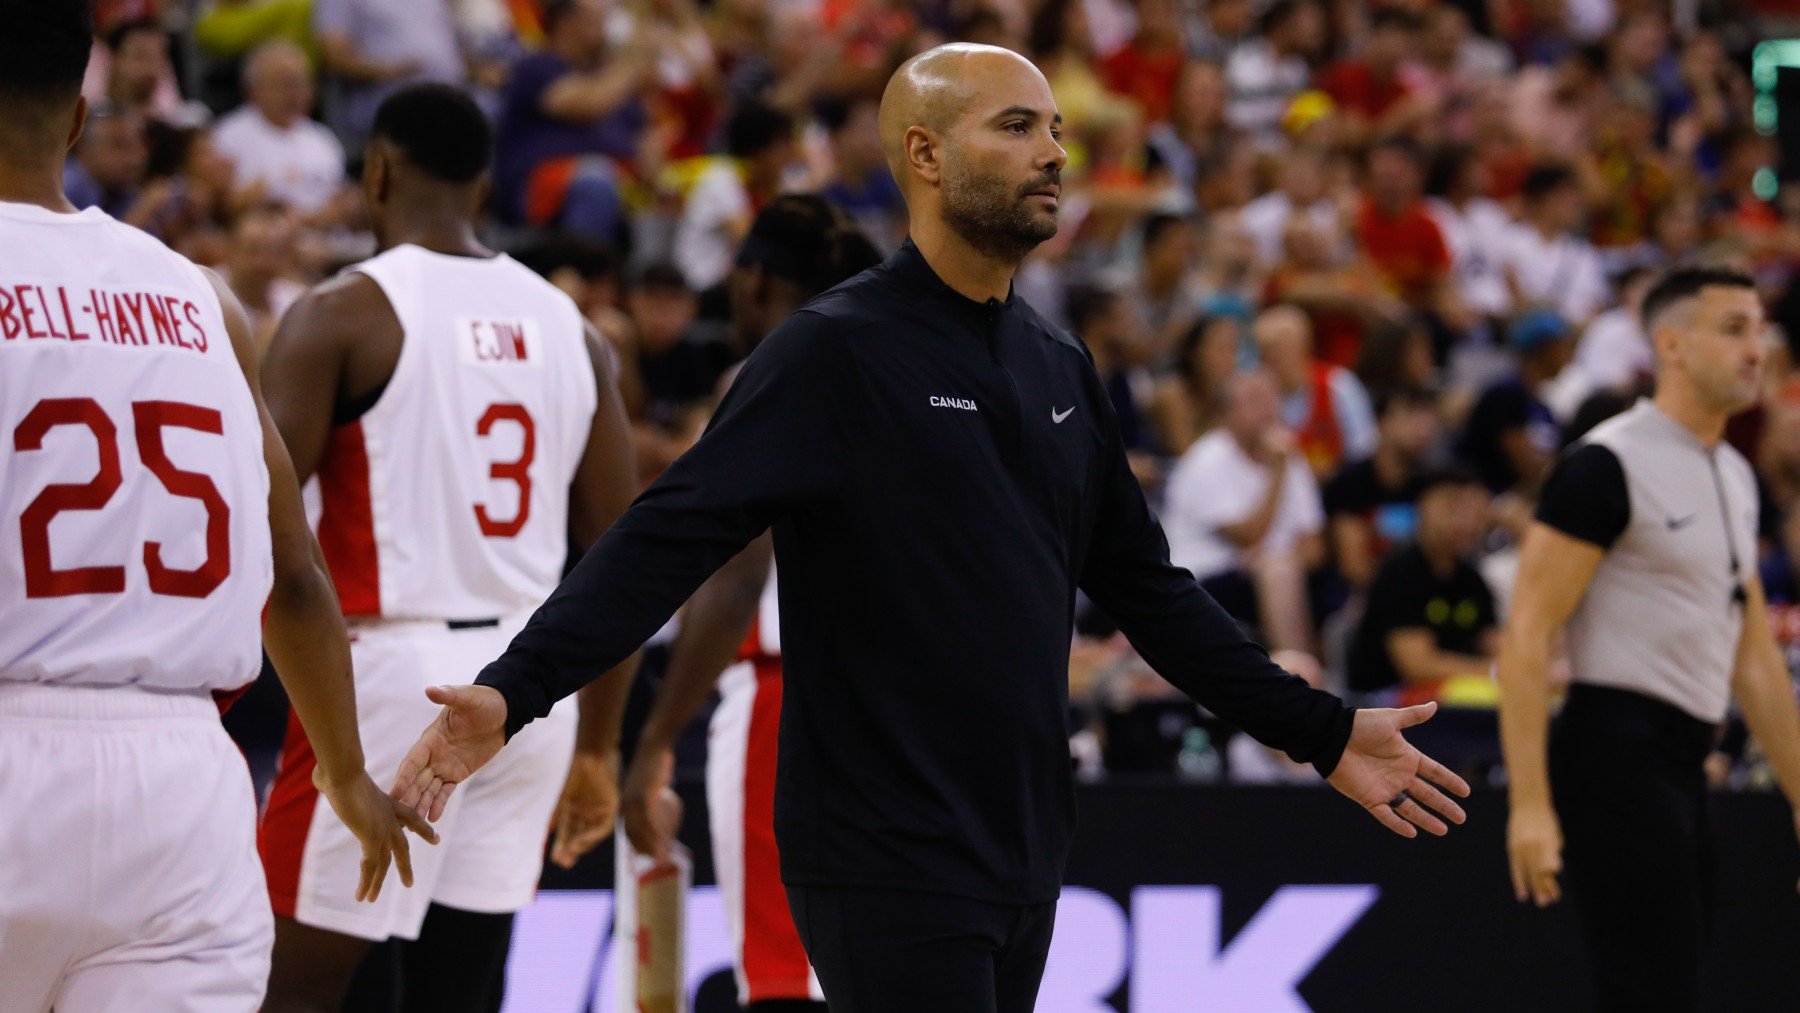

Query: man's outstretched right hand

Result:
[389,684,509,822]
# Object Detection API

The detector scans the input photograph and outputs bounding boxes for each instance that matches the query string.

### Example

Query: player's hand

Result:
[550,748,621,869]
[389,684,508,822]
[1507,801,1564,907]
[315,769,439,903]
[621,744,684,863]
[1327,702,1472,839]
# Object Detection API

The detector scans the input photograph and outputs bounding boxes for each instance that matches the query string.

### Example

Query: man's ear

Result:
[905,126,942,188]
[66,95,88,153]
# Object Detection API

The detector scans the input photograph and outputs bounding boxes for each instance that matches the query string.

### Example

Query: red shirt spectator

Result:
[1099,0,1186,123]
[1357,197,1451,307]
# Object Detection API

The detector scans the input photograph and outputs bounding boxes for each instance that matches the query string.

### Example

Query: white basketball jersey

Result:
[0,201,272,692]
[314,245,596,621]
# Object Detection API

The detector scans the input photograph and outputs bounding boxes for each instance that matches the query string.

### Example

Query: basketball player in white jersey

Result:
[0,3,432,1010]
[255,83,638,1011]
[620,196,878,1012]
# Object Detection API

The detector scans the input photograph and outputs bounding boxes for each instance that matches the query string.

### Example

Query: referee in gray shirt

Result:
[1498,267,1800,1010]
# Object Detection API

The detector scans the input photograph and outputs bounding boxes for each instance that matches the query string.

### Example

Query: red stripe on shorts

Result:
[258,707,320,918]
[315,421,381,616]
[741,658,812,1001]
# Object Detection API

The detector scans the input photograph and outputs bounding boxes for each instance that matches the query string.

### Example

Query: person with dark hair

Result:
[0,1,426,1007]
[61,101,148,218]
[1225,0,1325,134]
[1319,8,1422,139]
[394,44,1468,1011]
[93,17,183,122]
[1425,145,1513,328]
[819,95,907,254]
[1067,284,1159,464]
[493,0,660,245]
[619,195,878,1013]
[674,100,798,292]
[1499,266,1800,1010]
[1130,210,1202,353]
[256,81,639,1011]
[1325,386,1442,590]
[1348,466,1497,702]
[1150,312,1242,454]
[1098,0,1185,124]
[1357,137,1466,335]
[1499,164,1609,326]
[1457,308,1574,494]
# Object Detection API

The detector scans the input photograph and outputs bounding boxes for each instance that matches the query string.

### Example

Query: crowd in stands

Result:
[75,0,1800,787]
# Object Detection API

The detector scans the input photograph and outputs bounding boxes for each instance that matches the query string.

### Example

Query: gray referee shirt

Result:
[1535,399,1758,724]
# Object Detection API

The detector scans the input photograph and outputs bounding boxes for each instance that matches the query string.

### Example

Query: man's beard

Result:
[940,159,1059,266]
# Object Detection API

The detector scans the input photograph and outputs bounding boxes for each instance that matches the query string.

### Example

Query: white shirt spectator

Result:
[1429,196,1513,319]
[1225,39,1311,135]
[1163,431,1324,581]
[1499,223,1610,326]
[1574,306,1652,392]
[1240,191,1341,268]
[212,106,347,215]
[673,160,751,292]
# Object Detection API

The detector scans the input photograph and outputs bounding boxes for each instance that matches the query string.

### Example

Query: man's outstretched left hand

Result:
[1327,702,1472,838]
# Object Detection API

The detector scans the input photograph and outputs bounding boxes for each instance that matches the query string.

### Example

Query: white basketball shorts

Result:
[0,681,272,1013]
[258,614,577,941]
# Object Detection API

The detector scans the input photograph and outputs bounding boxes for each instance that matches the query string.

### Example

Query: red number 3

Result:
[14,396,231,599]
[474,402,535,538]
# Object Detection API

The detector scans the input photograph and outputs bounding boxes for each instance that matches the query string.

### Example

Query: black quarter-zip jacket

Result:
[478,240,1354,904]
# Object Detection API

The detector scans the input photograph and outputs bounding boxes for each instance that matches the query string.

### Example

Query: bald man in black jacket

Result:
[393,43,1470,1012]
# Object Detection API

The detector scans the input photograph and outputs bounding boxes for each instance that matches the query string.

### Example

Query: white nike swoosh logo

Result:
[1052,406,1074,423]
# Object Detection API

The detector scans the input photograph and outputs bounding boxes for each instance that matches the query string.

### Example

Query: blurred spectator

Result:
[1509,45,1605,162]
[1356,137,1465,335]
[1263,215,1400,368]
[1549,266,1657,420]
[817,96,906,255]
[1346,465,1497,702]
[1163,369,1326,651]
[1325,385,1442,591]
[64,105,148,218]
[1145,60,1236,196]
[1318,8,1422,142]
[1457,308,1572,494]
[1125,212,1201,355]
[1188,0,1254,63]
[1225,0,1326,136]
[1028,0,1116,142]
[1150,314,1241,455]
[1099,0,1185,124]
[1239,145,1338,268]
[84,18,186,124]
[1500,164,1609,327]
[1426,145,1513,326]
[211,40,351,221]
[494,0,656,245]
[314,0,467,149]
[611,0,723,161]
[1254,303,1378,478]
[221,203,304,351]
[1605,193,1705,280]
[1068,286,1159,470]
[622,262,735,475]
[672,101,797,292]
[1403,4,1511,130]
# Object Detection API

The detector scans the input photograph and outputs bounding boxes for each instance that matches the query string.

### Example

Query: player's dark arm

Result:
[639,534,774,756]
[568,321,644,757]
[476,312,855,738]
[259,273,398,484]
[1077,386,1355,775]
[205,268,434,900]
